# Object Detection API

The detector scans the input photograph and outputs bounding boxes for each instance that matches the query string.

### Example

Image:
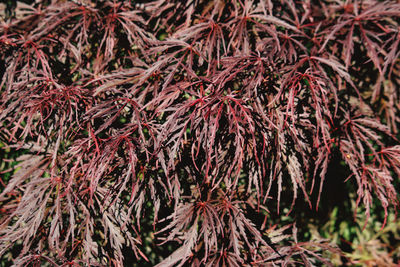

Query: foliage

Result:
[0,0,399,266]
[309,194,400,266]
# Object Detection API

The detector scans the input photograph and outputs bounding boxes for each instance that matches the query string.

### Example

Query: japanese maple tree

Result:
[0,0,399,266]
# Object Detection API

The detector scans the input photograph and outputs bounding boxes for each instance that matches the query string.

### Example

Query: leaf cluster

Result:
[0,0,399,265]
